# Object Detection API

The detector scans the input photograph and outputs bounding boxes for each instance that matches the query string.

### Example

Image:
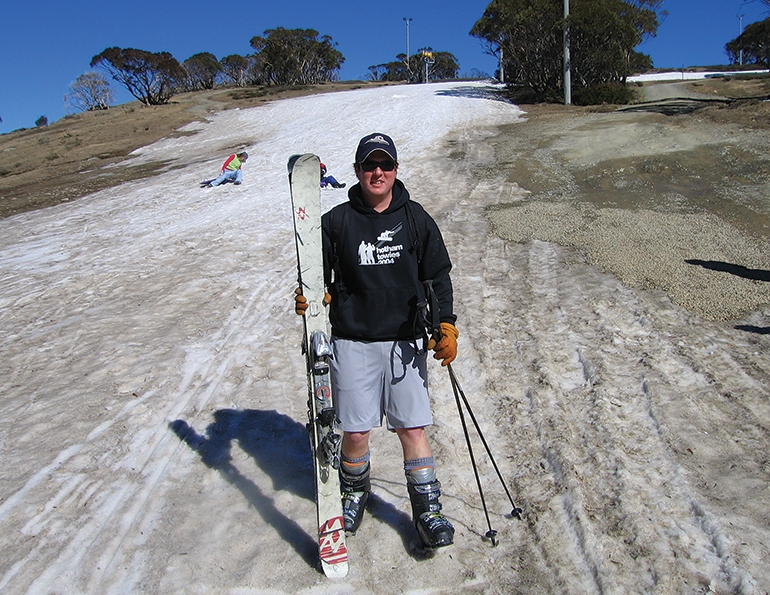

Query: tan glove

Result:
[294,287,331,315]
[431,322,459,367]
[295,287,308,315]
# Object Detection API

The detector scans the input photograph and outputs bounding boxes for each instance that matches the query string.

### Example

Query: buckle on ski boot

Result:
[408,479,455,548]
[340,464,370,534]
[341,489,369,534]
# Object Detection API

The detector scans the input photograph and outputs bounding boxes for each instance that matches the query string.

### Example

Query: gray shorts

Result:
[330,338,433,432]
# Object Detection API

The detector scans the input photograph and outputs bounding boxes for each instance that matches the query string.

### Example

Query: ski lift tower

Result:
[422,50,435,83]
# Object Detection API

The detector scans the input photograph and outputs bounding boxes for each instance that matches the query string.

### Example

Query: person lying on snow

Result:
[320,162,346,189]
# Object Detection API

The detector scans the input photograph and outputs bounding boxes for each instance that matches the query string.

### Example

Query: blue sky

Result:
[1,0,768,133]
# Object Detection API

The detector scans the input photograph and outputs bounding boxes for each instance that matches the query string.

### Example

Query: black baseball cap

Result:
[355,133,397,164]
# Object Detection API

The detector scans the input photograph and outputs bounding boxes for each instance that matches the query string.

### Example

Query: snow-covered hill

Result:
[1,81,768,594]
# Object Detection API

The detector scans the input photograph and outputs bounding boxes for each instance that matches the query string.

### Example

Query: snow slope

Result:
[1,81,769,595]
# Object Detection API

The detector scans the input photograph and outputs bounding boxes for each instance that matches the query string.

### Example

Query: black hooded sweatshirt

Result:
[321,178,455,341]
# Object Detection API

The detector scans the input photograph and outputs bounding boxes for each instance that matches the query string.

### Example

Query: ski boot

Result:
[407,479,455,548]
[340,463,370,534]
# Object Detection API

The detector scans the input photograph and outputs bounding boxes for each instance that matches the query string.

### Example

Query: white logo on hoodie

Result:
[358,224,403,266]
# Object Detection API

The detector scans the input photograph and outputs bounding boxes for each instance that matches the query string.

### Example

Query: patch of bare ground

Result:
[486,75,770,321]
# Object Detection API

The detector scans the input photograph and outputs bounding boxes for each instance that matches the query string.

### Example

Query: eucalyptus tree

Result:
[67,72,114,112]
[249,28,344,86]
[471,0,664,100]
[182,52,221,91]
[91,47,185,105]
[726,17,770,65]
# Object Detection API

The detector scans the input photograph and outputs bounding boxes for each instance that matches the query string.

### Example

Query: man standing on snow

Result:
[202,151,248,187]
[295,133,459,549]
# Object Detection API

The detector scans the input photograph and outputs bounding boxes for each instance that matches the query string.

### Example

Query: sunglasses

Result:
[359,160,397,172]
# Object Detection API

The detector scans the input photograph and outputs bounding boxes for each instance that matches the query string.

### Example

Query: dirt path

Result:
[640,81,731,102]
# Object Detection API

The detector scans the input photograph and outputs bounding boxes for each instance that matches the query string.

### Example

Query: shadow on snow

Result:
[434,85,513,104]
[170,408,430,568]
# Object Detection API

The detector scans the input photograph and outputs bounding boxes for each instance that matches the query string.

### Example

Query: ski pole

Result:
[418,279,523,538]
[448,364,498,545]
[447,364,524,524]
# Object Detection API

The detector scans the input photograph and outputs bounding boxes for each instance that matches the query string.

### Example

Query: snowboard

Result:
[288,153,349,578]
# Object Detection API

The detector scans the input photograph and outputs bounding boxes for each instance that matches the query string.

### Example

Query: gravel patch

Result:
[484,100,770,321]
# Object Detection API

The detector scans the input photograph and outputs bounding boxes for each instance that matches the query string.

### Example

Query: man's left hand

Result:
[432,322,459,367]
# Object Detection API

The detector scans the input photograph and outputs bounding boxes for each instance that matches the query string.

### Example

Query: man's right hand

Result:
[295,287,308,315]
[295,287,331,315]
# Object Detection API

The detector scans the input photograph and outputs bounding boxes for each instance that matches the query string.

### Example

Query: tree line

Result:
[470,0,770,104]
[73,27,462,112]
[82,28,345,108]
[470,0,666,103]
[366,50,461,83]
[63,2,770,116]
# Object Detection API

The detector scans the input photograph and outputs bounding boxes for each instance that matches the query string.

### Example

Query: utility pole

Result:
[737,0,762,65]
[499,43,505,83]
[403,17,413,80]
[564,0,571,105]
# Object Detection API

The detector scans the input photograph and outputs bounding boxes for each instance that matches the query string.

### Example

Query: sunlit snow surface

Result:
[1,80,768,595]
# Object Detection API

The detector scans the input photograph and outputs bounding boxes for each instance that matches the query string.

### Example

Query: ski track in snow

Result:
[1,81,769,594]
